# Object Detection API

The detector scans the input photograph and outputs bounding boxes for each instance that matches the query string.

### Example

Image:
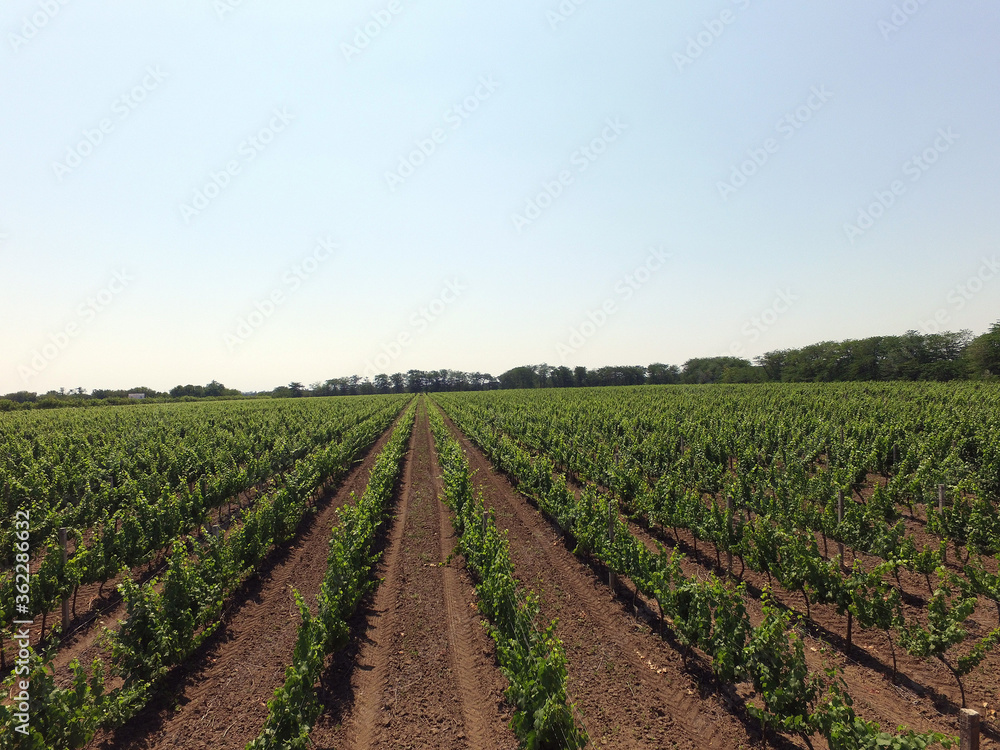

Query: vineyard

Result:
[2,383,998,749]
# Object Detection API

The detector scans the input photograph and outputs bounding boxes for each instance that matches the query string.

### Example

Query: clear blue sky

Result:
[2,1,998,393]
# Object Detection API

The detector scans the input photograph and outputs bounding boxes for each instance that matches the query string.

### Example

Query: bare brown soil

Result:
[311,404,517,750]
[309,400,517,750]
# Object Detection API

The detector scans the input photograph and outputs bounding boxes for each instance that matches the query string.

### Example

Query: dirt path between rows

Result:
[86,416,404,750]
[435,406,781,750]
[309,399,516,750]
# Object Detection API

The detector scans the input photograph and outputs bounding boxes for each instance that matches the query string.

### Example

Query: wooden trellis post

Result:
[59,528,70,628]
[837,490,845,570]
[960,709,980,750]
[608,499,617,591]
[726,496,734,572]
[938,484,946,563]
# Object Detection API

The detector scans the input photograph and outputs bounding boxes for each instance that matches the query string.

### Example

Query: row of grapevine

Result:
[433,393,955,750]
[0,396,412,750]
[0,397,408,635]
[439,390,1000,706]
[248,402,416,749]
[455,384,1000,557]
[1,398,387,557]
[427,401,587,750]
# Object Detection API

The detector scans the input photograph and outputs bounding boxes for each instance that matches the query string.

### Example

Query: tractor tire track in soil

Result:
[310,400,515,750]
[85,415,404,750]
[437,408,777,750]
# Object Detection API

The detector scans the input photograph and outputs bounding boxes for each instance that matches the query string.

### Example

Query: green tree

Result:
[965,322,1000,378]
[680,357,750,384]
[3,390,38,403]
[498,366,539,389]
[204,380,226,397]
[647,362,680,384]
[406,370,428,392]
[553,365,574,387]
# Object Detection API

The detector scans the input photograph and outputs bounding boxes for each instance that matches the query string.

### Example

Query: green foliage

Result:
[964,321,1000,378]
[812,680,954,750]
[742,596,820,735]
[245,593,325,750]
[428,402,586,749]
[0,394,411,621]
[898,579,975,662]
[1,396,412,746]
[433,388,962,749]
[248,404,414,749]
[0,648,106,750]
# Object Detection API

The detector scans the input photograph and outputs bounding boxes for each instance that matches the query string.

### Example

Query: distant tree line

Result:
[167,381,243,398]
[280,370,501,397]
[293,325,997,395]
[753,330,978,383]
[492,363,680,389]
[3,325,997,411]
[0,380,243,411]
[488,326,999,389]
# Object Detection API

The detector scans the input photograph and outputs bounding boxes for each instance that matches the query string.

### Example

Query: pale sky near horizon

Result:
[2,1,998,394]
